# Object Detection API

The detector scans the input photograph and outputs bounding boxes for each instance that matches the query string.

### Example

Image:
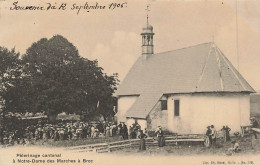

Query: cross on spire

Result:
[145,5,150,25]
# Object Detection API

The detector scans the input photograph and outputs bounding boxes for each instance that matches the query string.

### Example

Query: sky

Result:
[0,0,259,91]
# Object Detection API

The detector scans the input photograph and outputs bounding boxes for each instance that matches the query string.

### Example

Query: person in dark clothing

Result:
[130,126,137,139]
[211,125,217,147]
[155,126,165,147]
[122,123,128,140]
[54,128,60,141]
[251,117,259,139]
[112,124,117,137]
[86,125,91,138]
[118,122,123,135]
[82,127,87,139]
[67,128,72,140]
[221,126,227,142]
[225,126,231,141]
[252,118,259,128]
[206,126,212,146]
[97,123,104,134]
[138,130,147,150]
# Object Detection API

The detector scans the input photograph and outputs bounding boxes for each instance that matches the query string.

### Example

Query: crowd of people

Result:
[206,124,233,148]
[1,117,259,153]
[205,117,260,155]
[205,124,242,155]
[1,119,156,146]
[221,126,231,142]
[1,117,167,152]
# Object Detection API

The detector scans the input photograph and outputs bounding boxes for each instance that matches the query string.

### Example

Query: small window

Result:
[174,100,180,116]
[161,100,167,110]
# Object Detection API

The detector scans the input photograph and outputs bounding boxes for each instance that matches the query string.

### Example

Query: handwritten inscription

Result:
[10,1,127,14]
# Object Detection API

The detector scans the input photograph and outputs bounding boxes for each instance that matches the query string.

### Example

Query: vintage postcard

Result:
[0,0,259,164]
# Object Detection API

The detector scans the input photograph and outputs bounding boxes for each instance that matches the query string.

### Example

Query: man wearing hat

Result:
[210,125,217,147]
[206,126,212,146]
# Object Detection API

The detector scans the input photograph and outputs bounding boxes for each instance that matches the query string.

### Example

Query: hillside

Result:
[250,93,260,118]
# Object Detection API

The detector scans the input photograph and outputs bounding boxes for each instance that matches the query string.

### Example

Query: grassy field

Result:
[112,136,260,156]
[25,134,260,156]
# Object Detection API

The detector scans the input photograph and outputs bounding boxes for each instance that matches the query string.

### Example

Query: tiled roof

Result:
[125,92,162,119]
[116,42,255,118]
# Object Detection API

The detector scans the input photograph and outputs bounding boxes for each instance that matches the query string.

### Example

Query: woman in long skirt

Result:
[138,130,147,150]
[156,126,165,147]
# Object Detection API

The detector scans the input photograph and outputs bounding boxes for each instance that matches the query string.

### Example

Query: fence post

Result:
[108,143,111,152]
[176,133,178,146]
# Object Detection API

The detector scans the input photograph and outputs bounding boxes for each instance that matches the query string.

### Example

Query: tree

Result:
[0,46,21,105]
[19,35,81,121]
[0,46,21,143]
[4,35,119,121]
[95,73,119,120]
[73,59,119,120]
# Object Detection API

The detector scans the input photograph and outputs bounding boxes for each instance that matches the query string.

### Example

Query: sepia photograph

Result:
[0,0,260,164]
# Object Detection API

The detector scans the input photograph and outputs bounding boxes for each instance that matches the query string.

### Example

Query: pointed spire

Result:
[141,4,154,55]
[145,5,150,26]
[147,15,149,26]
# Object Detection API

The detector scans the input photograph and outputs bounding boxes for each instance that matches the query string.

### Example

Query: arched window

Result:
[147,36,150,45]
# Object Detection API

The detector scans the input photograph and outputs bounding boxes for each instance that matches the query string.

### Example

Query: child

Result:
[227,140,240,155]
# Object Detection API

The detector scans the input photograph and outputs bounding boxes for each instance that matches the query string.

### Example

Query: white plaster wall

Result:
[167,93,250,134]
[116,95,138,123]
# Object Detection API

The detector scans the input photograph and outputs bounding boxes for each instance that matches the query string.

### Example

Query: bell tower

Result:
[141,5,154,55]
